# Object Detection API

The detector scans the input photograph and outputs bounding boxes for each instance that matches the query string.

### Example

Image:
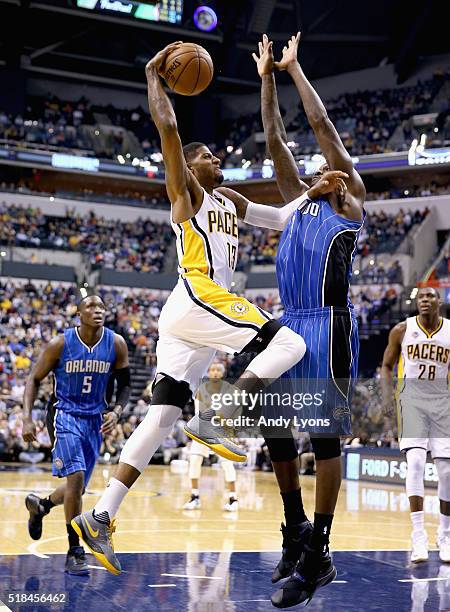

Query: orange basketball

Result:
[162,43,213,96]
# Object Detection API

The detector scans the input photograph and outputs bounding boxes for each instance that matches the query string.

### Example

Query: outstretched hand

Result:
[145,41,183,77]
[252,34,274,78]
[307,170,349,200]
[275,32,301,72]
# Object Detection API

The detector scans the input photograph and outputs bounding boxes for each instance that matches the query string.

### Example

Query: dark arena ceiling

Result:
[0,0,448,94]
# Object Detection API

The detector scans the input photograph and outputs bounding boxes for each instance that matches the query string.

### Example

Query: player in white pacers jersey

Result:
[71,42,347,575]
[183,362,239,512]
[382,287,450,563]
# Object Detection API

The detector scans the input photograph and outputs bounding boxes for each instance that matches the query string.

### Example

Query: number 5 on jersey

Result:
[82,375,92,394]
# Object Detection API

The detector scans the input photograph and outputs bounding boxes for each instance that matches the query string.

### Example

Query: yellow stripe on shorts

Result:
[183,271,269,330]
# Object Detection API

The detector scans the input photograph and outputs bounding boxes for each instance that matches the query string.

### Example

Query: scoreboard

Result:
[76,0,183,24]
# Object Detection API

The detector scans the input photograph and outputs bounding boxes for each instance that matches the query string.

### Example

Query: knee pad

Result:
[436,459,450,502]
[406,447,427,498]
[311,437,341,460]
[189,453,204,480]
[241,319,283,354]
[151,373,192,408]
[221,459,236,483]
[261,427,299,463]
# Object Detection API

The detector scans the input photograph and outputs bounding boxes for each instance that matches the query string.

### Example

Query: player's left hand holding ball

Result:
[101,412,118,435]
[22,418,37,442]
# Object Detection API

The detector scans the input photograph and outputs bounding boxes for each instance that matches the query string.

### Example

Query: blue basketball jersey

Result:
[52,327,116,416]
[276,199,364,310]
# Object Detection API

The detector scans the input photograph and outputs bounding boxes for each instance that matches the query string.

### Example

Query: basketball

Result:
[162,42,213,96]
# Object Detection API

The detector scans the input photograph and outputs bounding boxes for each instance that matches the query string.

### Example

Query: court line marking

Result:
[1,547,414,556]
[399,577,448,583]
[27,537,64,559]
[148,584,176,588]
[161,573,222,580]
[231,583,348,604]
[87,565,108,571]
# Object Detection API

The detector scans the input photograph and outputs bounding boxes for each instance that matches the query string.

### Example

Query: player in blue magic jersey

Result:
[22,295,130,575]
[252,33,366,606]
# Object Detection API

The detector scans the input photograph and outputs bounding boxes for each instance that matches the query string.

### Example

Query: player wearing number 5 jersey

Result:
[382,287,450,564]
[22,295,130,575]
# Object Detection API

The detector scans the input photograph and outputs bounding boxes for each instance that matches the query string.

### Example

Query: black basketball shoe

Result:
[65,546,90,576]
[271,544,337,608]
[272,521,313,583]
[25,494,49,541]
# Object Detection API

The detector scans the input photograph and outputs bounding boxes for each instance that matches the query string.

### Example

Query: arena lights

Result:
[193,6,218,32]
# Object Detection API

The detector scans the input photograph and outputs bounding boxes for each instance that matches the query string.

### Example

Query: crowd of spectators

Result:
[357,208,428,256]
[366,182,449,201]
[1,174,449,214]
[354,260,403,284]
[0,284,287,466]
[0,279,405,466]
[0,199,430,273]
[0,204,172,273]
[0,70,448,166]
[351,285,399,327]
[0,281,167,461]
[0,98,93,153]
[284,72,448,157]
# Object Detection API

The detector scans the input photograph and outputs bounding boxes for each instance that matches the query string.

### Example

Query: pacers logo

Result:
[54,457,64,470]
[230,302,249,317]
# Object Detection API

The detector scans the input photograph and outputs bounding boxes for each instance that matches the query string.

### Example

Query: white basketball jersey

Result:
[172,189,238,291]
[400,316,450,396]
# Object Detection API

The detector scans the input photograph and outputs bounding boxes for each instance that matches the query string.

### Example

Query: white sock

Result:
[439,513,450,535]
[94,477,129,519]
[411,510,425,532]
[192,489,200,497]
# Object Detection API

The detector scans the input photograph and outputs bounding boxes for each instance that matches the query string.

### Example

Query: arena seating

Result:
[0,204,172,273]
[0,200,430,273]
[0,69,448,164]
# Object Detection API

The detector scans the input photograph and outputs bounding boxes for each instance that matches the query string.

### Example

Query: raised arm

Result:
[380,322,406,417]
[276,33,365,209]
[217,170,348,229]
[252,35,308,203]
[22,336,64,442]
[145,43,203,223]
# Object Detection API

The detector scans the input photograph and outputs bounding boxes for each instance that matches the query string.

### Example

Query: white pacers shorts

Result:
[399,391,450,458]
[156,272,272,394]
